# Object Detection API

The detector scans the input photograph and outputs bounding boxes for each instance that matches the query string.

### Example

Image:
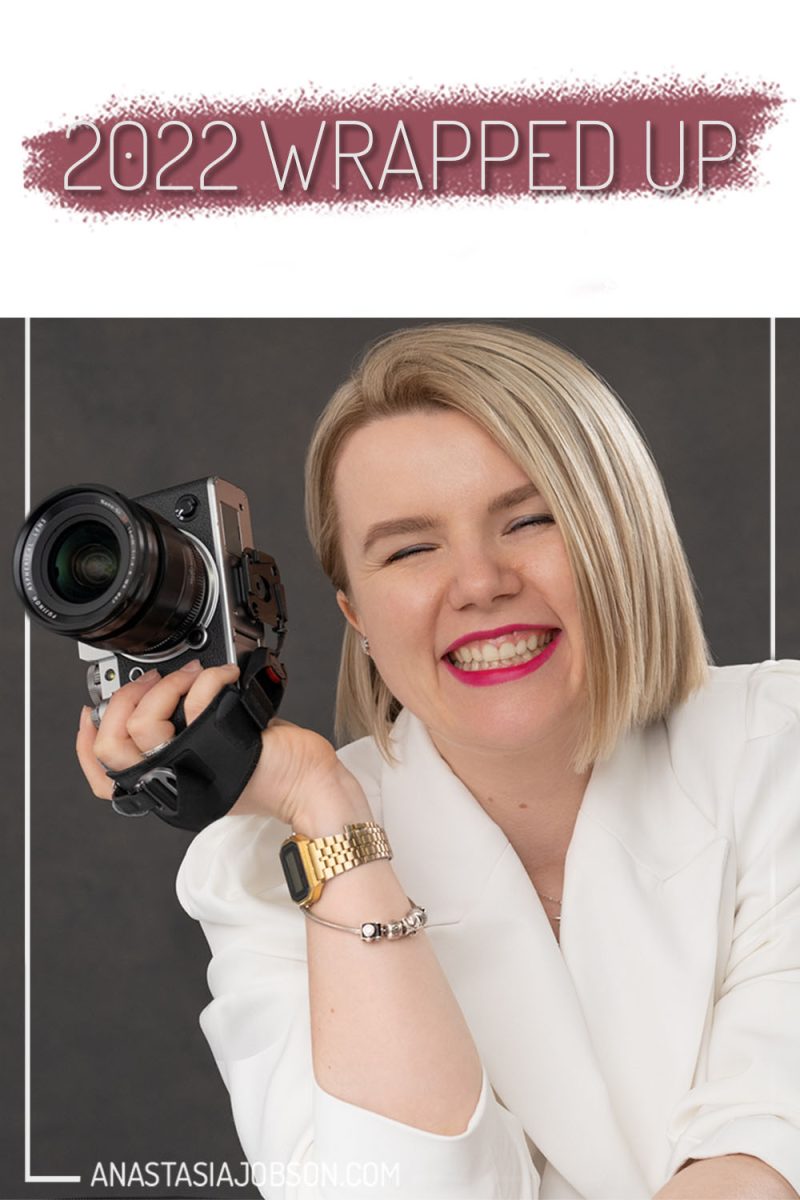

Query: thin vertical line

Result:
[23,322,82,1184]
[24,316,31,1180]
[770,317,776,661]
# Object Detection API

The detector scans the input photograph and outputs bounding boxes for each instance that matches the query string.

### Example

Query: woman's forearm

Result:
[654,1154,799,1199]
[298,769,484,1136]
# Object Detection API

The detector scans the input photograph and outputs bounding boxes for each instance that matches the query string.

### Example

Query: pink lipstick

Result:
[442,629,561,688]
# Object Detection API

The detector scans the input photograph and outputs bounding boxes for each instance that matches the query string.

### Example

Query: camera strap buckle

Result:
[107,647,287,832]
[111,768,179,818]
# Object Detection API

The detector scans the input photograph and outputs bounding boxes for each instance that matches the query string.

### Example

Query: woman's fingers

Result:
[120,661,241,752]
[123,660,203,751]
[183,663,240,724]
[78,659,242,800]
[76,705,115,800]
[91,669,164,770]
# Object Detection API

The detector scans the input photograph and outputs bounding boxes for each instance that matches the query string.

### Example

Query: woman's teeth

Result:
[448,630,556,671]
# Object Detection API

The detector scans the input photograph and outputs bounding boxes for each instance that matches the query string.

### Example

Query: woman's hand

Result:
[75,659,368,830]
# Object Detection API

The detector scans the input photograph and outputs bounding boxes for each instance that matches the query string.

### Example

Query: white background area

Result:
[0,0,798,317]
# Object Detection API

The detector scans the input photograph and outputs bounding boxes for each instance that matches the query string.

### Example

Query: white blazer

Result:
[176,661,800,1200]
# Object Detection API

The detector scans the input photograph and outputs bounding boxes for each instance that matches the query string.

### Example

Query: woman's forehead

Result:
[334,409,531,497]
[333,411,541,541]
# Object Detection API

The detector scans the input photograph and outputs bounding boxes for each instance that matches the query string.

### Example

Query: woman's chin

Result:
[432,708,568,759]
[429,672,583,755]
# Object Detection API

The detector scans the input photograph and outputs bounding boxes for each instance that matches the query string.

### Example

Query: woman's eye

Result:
[508,514,555,533]
[385,517,553,563]
[385,545,435,564]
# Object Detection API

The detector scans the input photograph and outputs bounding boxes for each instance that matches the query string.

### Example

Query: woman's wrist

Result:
[291,763,375,837]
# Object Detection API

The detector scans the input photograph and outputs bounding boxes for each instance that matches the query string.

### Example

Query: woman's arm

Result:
[80,668,538,1198]
[75,659,485,1131]
[297,765,484,1135]
[661,665,800,1197]
[655,1154,799,1198]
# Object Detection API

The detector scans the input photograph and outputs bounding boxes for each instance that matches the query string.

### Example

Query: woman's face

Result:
[334,409,586,759]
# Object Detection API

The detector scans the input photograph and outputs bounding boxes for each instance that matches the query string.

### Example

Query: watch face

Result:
[280,840,311,904]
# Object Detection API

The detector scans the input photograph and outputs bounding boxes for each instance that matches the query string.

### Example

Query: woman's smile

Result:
[442,628,561,687]
[333,407,586,755]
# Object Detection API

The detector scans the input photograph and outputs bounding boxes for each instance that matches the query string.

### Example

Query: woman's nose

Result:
[445,543,523,611]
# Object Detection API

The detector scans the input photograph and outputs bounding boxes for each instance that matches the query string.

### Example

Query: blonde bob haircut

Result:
[304,323,709,772]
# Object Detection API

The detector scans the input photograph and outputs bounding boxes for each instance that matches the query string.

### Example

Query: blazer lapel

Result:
[559,722,732,1193]
[378,710,730,1199]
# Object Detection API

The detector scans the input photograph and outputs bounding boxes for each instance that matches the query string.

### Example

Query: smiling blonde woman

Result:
[305,324,709,773]
[78,324,800,1200]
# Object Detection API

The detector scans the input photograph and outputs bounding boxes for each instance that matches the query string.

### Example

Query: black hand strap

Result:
[106,649,287,832]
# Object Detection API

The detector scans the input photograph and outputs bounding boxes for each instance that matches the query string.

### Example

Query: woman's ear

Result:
[336,589,364,637]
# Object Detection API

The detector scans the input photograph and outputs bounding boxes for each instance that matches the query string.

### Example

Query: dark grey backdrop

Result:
[2,319,785,1200]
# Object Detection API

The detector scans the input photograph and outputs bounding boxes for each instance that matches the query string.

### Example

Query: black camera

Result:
[13,478,288,830]
[13,477,287,724]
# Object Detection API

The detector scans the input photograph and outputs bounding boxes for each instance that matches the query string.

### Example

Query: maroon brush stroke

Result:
[23,78,784,220]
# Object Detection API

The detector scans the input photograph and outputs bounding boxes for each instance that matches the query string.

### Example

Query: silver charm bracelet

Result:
[303,898,428,942]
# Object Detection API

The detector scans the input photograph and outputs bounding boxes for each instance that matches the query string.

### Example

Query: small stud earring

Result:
[361,635,370,655]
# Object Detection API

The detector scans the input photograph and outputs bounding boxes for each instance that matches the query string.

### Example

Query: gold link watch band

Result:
[279,821,393,908]
[308,822,392,880]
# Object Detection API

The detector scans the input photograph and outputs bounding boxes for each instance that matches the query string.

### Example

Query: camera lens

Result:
[13,485,211,658]
[48,521,121,603]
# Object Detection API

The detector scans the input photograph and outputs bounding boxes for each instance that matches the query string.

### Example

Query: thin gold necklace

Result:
[536,889,563,921]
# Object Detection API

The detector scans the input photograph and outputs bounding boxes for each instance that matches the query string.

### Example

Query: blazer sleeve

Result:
[664,660,800,1193]
[175,812,539,1200]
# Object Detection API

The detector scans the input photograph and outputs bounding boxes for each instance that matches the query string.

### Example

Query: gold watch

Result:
[279,822,392,908]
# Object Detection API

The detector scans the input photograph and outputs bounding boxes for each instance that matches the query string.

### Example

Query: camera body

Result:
[15,477,287,724]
